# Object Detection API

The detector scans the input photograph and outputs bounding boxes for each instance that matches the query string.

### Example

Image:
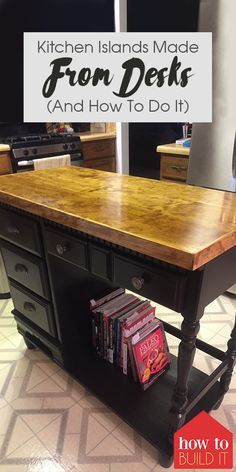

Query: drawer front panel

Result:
[1,243,49,299]
[90,245,111,280]
[0,207,41,255]
[114,256,186,311]
[160,156,189,182]
[10,282,55,336]
[45,228,88,270]
[85,157,116,172]
[83,140,115,160]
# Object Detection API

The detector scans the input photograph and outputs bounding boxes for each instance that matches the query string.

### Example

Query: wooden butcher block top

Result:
[0,167,236,270]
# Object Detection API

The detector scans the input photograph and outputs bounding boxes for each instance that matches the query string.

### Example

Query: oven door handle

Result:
[18,160,33,167]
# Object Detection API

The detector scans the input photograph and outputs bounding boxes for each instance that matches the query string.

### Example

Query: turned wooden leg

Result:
[213,314,236,410]
[169,318,200,442]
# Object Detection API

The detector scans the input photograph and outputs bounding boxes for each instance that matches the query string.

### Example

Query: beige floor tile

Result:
[0,364,11,390]
[79,395,106,409]
[0,350,24,361]
[6,333,24,348]
[25,350,48,361]
[73,465,110,472]
[12,357,30,378]
[26,365,49,391]
[5,417,34,456]
[37,416,63,455]
[111,463,150,472]
[42,396,76,410]
[2,326,20,337]
[0,404,13,435]
[0,465,32,472]
[207,333,228,349]
[7,435,53,460]
[66,403,84,434]
[0,338,16,349]
[85,416,109,454]
[62,433,80,467]
[36,361,61,377]
[112,422,137,453]
[197,327,216,342]
[0,397,7,409]
[27,377,65,394]
[11,397,43,410]
[21,413,61,434]
[51,370,70,391]
[4,376,25,402]
[91,410,122,432]
[29,459,69,472]
[89,433,133,457]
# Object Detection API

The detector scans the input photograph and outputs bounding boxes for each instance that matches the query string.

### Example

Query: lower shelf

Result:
[69,351,221,460]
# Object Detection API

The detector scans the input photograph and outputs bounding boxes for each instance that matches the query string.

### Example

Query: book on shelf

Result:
[131,319,170,390]
[90,288,170,390]
[122,304,156,376]
[90,291,139,359]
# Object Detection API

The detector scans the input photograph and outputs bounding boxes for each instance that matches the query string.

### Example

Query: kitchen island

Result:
[0,167,235,467]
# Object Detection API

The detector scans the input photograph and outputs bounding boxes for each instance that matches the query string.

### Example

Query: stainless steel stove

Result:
[3,133,83,172]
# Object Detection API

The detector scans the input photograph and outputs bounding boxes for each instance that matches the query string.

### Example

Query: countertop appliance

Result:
[187,0,236,293]
[2,133,83,173]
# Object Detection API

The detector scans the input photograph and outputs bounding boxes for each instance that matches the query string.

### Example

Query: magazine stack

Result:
[90,288,170,390]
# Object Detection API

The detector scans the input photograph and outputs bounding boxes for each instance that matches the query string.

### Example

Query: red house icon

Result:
[174,411,233,469]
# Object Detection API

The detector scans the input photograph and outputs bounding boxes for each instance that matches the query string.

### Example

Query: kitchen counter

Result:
[79,131,116,142]
[156,143,190,156]
[0,167,236,270]
[0,166,235,468]
[0,132,116,151]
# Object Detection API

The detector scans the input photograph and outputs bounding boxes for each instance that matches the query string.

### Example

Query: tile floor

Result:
[0,294,235,472]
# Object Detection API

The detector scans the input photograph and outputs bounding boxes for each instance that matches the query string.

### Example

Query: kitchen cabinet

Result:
[157,143,190,183]
[0,167,236,468]
[82,136,116,172]
[0,149,12,175]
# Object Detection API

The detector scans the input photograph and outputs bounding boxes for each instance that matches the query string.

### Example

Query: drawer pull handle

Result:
[7,225,20,234]
[15,263,28,273]
[56,243,69,256]
[24,302,36,312]
[131,276,144,291]
[170,165,187,172]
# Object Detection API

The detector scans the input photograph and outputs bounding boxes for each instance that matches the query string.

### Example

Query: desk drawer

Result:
[45,228,88,270]
[160,156,188,182]
[1,242,49,299]
[10,281,55,336]
[0,207,41,255]
[114,255,186,311]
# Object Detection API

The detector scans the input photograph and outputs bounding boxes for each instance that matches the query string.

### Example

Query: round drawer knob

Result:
[15,263,28,273]
[7,225,20,234]
[131,276,144,291]
[56,243,68,256]
[24,302,36,312]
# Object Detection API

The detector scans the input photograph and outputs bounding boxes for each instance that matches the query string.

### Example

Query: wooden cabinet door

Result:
[0,152,12,175]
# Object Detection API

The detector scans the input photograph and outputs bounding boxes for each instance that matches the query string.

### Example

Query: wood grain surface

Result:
[0,167,236,270]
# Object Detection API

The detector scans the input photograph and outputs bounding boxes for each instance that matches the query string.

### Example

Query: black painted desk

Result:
[0,167,235,467]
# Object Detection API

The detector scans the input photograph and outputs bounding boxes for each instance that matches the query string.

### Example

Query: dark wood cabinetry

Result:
[0,208,62,363]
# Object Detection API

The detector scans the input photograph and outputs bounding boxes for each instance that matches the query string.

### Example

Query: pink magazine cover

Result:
[132,319,170,390]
